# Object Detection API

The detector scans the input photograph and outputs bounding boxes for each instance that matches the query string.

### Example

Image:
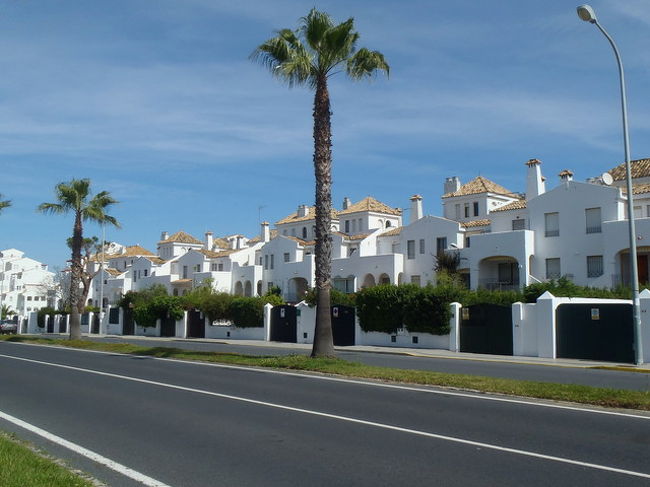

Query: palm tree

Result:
[252,9,388,357]
[38,179,119,340]
[0,194,11,214]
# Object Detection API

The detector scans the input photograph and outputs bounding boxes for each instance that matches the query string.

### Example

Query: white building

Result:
[0,248,55,316]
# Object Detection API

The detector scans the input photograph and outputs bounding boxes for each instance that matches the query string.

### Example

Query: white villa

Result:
[84,157,650,307]
[0,249,55,316]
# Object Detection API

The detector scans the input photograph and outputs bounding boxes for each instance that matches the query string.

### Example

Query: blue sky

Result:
[1,0,649,269]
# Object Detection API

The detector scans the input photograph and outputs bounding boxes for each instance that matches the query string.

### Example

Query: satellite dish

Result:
[601,172,613,186]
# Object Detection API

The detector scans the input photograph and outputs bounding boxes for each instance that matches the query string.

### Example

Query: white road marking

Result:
[0,409,171,487]
[5,341,650,421]
[1,351,649,480]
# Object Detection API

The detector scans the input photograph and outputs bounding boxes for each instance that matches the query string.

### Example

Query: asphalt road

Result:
[1,341,649,487]
[83,335,650,391]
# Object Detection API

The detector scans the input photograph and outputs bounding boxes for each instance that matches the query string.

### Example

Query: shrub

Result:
[355,284,411,334]
[403,285,451,335]
[37,307,56,328]
[229,297,264,328]
[304,287,356,307]
[199,292,233,322]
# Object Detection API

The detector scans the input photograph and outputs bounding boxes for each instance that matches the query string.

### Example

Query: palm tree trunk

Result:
[68,211,83,340]
[311,75,335,358]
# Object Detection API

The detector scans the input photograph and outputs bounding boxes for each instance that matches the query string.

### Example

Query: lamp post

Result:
[577,5,643,365]
[0,252,4,319]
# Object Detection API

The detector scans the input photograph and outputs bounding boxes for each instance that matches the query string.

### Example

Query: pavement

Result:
[42,332,650,371]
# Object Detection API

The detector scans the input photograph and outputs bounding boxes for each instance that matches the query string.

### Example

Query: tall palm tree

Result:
[252,9,389,357]
[38,179,119,340]
[0,194,11,214]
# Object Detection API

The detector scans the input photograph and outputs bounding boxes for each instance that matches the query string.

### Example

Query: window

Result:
[302,227,307,239]
[436,237,447,254]
[386,221,391,228]
[270,254,274,270]
[512,219,525,230]
[345,220,350,233]
[144,269,148,277]
[27,296,32,301]
[587,255,604,278]
[182,266,188,279]
[193,264,200,272]
[455,204,461,219]
[546,258,561,279]
[358,219,363,231]
[465,237,470,248]
[411,275,421,286]
[473,202,479,217]
[407,240,415,259]
[211,263,218,271]
[464,203,470,218]
[267,282,274,292]
[218,263,223,271]
[352,220,357,232]
[585,207,602,234]
[259,257,263,265]
[283,252,290,263]
[545,212,559,237]
[264,255,268,270]
[282,230,287,235]
[419,239,425,254]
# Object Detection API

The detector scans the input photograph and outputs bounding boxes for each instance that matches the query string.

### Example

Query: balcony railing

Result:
[478,278,520,291]
[586,226,602,234]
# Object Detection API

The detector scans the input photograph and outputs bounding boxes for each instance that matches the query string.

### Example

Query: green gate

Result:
[460,304,513,355]
[556,303,633,363]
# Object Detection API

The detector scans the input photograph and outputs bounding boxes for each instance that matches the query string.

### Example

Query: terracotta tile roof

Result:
[442,176,519,199]
[104,268,123,277]
[199,248,237,258]
[461,219,491,228]
[338,196,402,216]
[144,256,166,265]
[491,200,527,212]
[171,278,193,284]
[248,230,278,245]
[608,158,650,181]
[276,206,339,225]
[285,236,310,245]
[346,233,372,241]
[159,231,203,245]
[622,183,650,196]
[559,169,574,178]
[213,237,230,249]
[378,227,402,237]
[106,245,155,259]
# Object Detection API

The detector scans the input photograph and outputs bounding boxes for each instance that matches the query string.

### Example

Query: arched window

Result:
[302,227,307,239]
[386,221,392,228]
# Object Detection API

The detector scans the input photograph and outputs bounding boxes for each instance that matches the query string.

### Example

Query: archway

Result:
[256,280,262,296]
[379,273,390,285]
[288,277,309,302]
[362,273,376,288]
[244,280,252,297]
[478,256,519,290]
[234,281,244,296]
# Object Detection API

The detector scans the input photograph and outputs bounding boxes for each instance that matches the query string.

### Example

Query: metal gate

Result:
[46,316,54,333]
[91,314,100,334]
[331,306,355,346]
[556,303,634,363]
[187,309,205,338]
[460,304,513,355]
[122,307,135,336]
[270,305,297,343]
[59,316,67,333]
[160,316,176,337]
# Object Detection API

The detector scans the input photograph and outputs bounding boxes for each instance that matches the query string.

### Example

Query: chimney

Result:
[409,194,423,223]
[444,177,461,195]
[342,197,352,210]
[205,231,213,250]
[160,231,169,241]
[236,235,243,249]
[525,158,545,200]
[261,222,270,242]
[297,205,309,217]
[559,169,574,182]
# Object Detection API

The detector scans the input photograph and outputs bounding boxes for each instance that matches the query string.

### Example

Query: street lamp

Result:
[577,5,644,365]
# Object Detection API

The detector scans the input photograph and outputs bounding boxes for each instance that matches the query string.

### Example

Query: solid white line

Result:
[0,410,171,487]
[4,341,649,421]
[2,352,649,480]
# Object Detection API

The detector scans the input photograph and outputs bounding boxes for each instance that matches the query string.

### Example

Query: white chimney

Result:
[559,169,574,182]
[525,158,545,200]
[205,231,213,250]
[160,231,169,241]
[342,197,352,210]
[261,222,270,242]
[236,235,243,249]
[297,205,309,217]
[409,194,423,223]
[444,177,461,195]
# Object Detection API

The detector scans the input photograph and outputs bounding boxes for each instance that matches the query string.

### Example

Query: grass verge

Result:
[590,365,650,374]
[2,335,649,411]
[0,431,94,487]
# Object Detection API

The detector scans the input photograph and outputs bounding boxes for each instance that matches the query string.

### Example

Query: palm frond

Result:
[300,8,334,53]
[322,18,358,71]
[346,47,390,80]
[0,194,11,214]
[36,202,66,215]
[251,30,313,87]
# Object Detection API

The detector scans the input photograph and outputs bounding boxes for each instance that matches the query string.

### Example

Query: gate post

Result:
[182,310,188,339]
[449,302,461,352]
[263,303,273,341]
[535,291,557,358]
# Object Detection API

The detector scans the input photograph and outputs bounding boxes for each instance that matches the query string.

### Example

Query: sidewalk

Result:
[89,334,650,372]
